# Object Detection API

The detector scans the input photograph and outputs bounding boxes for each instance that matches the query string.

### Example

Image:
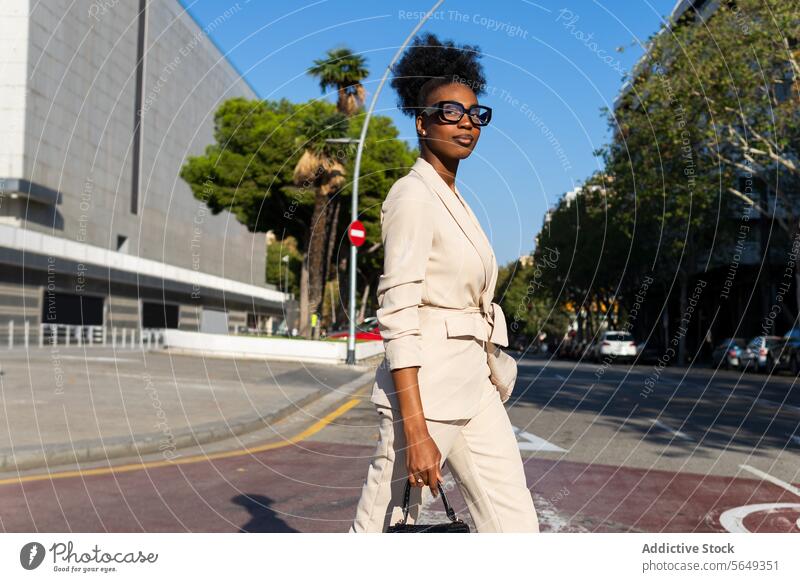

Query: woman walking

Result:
[349,33,540,533]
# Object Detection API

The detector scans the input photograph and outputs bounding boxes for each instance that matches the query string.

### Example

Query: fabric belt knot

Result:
[479,293,509,348]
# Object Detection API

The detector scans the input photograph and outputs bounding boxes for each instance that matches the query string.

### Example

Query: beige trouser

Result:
[348,383,540,533]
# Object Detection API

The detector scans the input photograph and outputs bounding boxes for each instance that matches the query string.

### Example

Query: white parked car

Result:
[592,331,637,363]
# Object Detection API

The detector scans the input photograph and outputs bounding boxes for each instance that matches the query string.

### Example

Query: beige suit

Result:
[370,156,510,420]
[349,157,540,533]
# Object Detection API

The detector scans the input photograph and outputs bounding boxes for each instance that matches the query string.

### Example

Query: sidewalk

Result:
[0,347,376,472]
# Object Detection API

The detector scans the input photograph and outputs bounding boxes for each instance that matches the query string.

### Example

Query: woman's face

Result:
[416,82,483,161]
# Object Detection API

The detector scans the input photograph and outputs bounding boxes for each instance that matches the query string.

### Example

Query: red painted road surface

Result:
[0,443,797,533]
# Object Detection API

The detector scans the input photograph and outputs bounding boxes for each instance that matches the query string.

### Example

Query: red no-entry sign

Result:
[348,220,366,247]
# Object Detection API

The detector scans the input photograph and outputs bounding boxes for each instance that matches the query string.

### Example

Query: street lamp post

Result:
[344,0,445,365]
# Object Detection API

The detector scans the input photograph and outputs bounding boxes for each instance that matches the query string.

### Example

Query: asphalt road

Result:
[0,354,798,533]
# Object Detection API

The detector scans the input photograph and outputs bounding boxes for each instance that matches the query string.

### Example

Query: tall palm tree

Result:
[308,47,368,116]
[293,48,368,338]
[292,108,348,339]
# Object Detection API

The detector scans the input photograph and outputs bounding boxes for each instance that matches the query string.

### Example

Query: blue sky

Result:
[180,0,677,265]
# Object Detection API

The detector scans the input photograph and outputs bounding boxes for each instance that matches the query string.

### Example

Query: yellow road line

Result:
[0,396,363,486]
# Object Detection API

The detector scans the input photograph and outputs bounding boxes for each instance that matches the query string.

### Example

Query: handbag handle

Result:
[398,479,459,525]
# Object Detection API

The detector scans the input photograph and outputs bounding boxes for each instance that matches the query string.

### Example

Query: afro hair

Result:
[390,32,487,118]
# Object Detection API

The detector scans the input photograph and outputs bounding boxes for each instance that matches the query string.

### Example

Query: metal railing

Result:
[1,322,165,349]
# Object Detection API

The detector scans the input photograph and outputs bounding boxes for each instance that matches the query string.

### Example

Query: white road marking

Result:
[718,465,800,532]
[719,502,800,533]
[739,464,800,498]
[512,426,568,452]
[532,493,589,532]
[554,374,566,381]
[650,419,693,442]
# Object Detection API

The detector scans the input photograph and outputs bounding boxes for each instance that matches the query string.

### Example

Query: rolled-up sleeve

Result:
[376,181,435,370]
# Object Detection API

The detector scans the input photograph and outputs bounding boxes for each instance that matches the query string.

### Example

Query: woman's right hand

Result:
[405,430,443,497]
[389,366,442,496]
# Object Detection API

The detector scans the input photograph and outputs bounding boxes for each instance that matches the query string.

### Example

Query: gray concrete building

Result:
[0,0,292,342]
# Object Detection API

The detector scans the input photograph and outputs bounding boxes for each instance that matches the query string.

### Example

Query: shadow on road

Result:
[233,494,298,533]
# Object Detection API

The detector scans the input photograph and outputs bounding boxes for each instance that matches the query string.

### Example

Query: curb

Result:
[161,346,386,368]
[0,370,375,473]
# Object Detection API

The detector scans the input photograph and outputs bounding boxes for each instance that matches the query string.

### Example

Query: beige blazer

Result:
[370,156,510,420]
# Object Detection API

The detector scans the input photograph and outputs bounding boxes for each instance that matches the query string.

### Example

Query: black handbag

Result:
[386,480,470,533]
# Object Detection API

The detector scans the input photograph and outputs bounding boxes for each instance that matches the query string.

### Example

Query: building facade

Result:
[0,0,291,340]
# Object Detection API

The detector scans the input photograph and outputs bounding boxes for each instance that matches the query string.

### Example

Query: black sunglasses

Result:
[420,100,493,127]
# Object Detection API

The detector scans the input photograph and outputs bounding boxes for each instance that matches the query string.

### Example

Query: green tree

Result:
[180,97,301,235]
[676,0,800,319]
[534,174,629,343]
[266,234,302,296]
[600,22,737,362]
[180,97,415,336]
[603,0,800,358]
[498,258,571,348]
